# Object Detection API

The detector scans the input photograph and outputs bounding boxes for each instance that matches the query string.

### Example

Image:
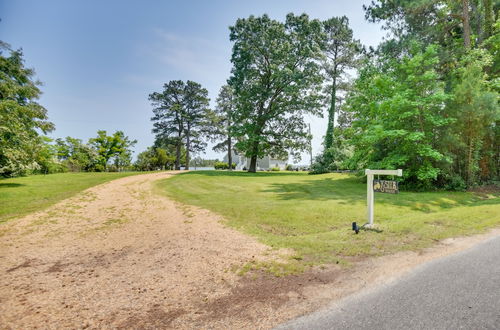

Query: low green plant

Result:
[214,161,236,170]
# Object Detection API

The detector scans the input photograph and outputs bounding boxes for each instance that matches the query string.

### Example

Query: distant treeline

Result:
[2,1,498,189]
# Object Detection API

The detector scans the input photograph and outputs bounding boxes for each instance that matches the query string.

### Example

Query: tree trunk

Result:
[467,137,474,186]
[249,155,257,173]
[175,140,181,170]
[462,0,471,49]
[227,137,232,171]
[185,126,190,170]
[325,76,337,150]
[248,140,259,173]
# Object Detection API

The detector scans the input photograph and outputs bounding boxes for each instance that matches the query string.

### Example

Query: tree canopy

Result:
[150,80,210,170]
[207,85,236,170]
[0,42,54,177]
[228,13,324,172]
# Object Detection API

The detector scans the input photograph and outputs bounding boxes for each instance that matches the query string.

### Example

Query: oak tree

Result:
[229,14,324,172]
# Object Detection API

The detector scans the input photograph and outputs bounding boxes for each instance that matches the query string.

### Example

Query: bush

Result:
[214,162,236,170]
[309,153,331,174]
[443,174,467,191]
[285,164,294,171]
[270,167,280,171]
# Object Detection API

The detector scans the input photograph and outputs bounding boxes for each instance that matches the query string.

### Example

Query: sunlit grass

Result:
[158,171,500,266]
[0,172,139,223]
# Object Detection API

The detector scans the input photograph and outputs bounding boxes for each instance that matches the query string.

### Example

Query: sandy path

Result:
[0,172,274,329]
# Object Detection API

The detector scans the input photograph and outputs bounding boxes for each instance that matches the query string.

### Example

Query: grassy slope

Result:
[0,172,139,223]
[158,171,500,266]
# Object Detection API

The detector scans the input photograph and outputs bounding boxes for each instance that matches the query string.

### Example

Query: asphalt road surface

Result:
[279,235,500,330]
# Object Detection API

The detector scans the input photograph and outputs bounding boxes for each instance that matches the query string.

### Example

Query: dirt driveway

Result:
[1,171,498,329]
[0,172,279,328]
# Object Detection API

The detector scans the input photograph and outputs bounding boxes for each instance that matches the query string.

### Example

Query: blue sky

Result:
[1,0,386,162]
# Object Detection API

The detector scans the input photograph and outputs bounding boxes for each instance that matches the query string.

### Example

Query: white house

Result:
[223,150,288,171]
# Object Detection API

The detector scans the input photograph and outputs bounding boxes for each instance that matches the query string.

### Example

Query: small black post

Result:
[352,222,359,234]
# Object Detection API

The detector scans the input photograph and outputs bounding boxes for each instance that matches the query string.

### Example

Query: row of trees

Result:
[147,14,361,173]
[24,131,136,175]
[55,131,136,172]
[313,0,499,189]
[148,6,498,188]
[4,4,498,188]
[1,41,138,177]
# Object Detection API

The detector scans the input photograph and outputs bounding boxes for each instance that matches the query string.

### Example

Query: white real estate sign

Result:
[365,169,403,227]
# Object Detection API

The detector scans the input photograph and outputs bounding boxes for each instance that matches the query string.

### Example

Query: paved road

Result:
[279,235,500,330]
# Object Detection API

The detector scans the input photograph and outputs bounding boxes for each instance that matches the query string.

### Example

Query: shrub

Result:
[443,174,467,191]
[285,164,294,171]
[214,162,236,170]
[270,167,280,171]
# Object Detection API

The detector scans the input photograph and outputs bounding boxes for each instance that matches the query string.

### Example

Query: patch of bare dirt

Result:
[1,171,499,329]
[468,184,500,199]
[468,184,500,194]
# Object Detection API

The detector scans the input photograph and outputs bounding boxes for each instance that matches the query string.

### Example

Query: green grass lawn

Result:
[0,172,140,223]
[158,171,500,270]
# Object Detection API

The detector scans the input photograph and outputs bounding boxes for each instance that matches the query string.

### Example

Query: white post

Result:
[365,169,403,228]
[366,170,374,227]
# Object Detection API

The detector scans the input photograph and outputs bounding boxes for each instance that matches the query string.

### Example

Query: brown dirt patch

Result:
[468,184,500,200]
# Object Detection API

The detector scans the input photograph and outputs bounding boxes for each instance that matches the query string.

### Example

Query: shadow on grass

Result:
[361,226,384,233]
[174,170,500,212]
[0,183,25,188]
[262,177,500,212]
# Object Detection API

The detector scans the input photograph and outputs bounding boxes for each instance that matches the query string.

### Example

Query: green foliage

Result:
[447,49,499,186]
[207,85,236,169]
[89,130,136,171]
[311,133,354,174]
[0,42,54,177]
[346,44,451,189]
[354,1,499,189]
[56,136,99,172]
[321,16,362,149]
[208,85,235,152]
[228,14,324,172]
[214,161,235,170]
[150,80,210,170]
[270,167,280,171]
[285,164,294,171]
[33,136,66,174]
[189,156,218,167]
[134,147,175,171]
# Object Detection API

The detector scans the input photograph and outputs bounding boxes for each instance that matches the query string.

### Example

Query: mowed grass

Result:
[158,171,500,266]
[0,172,139,223]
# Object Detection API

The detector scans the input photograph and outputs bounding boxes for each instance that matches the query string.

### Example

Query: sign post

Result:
[365,169,402,227]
